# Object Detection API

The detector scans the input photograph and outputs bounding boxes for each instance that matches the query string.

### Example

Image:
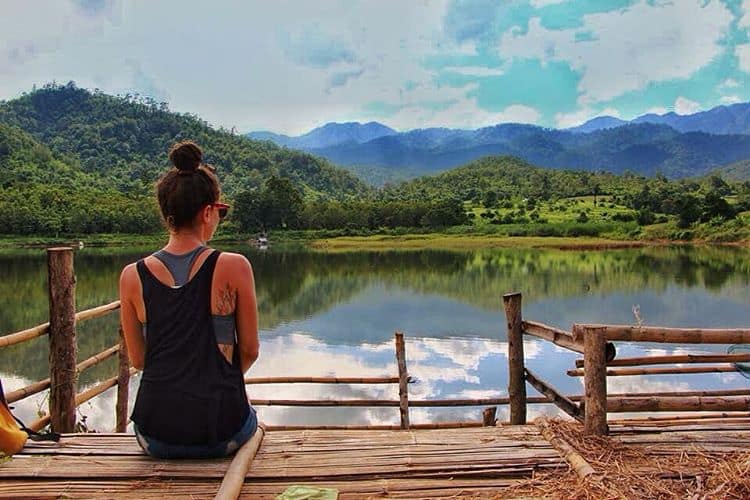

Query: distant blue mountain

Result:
[248,121,397,149]
[248,102,750,181]
[567,116,627,134]
[570,102,750,135]
[630,103,750,135]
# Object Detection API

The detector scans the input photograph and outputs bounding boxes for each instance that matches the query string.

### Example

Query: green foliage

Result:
[383,156,646,203]
[235,176,305,231]
[0,82,370,235]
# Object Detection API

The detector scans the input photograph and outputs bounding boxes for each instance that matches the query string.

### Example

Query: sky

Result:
[2,0,750,135]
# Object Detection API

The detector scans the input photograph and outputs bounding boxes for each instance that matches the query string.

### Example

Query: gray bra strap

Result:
[151,245,206,287]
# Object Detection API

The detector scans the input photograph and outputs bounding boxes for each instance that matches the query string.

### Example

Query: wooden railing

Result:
[503,292,750,436]
[1,247,512,432]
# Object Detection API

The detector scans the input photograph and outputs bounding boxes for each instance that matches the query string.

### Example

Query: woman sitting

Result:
[119,141,259,458]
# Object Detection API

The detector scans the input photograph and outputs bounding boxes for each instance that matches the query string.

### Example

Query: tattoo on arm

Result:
[216,283,237,315]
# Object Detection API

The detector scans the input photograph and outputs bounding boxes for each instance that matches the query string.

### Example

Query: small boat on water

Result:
[253,233,269,250]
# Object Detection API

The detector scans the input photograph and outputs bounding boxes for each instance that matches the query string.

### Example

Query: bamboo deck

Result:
[2,419,749,499]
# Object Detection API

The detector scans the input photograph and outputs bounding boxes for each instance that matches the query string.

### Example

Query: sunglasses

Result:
[212,202,230,220]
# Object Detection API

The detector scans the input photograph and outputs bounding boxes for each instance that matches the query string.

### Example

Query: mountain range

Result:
[249,102,750,183]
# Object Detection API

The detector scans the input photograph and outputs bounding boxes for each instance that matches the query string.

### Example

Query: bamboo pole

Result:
[0,323,50,348]
[5,377,50,405]
[581,325,608,436]
[503,292,526,425]
[0,301,120,349]
[580,388,750,400]
[29,367,137,432]
[575,324,750,344]
[395,331,410,429]
[249,397,540,407]
[522,320,617,362]
[6,344,120,404]
[568,365,740,377]
[522,320,583,353]
[248,388,750,408]
[47,247,77,434]
[482,406,497,426]
[575,352,750,368]
[525,368,582,422]
[244,376,408,384]
[606,395,750,413]
[75,301,120,322]
[214,426,265,500]
[265,422,489,431]
[115,328,130,432]
[539,421,596,479]
[610,411,750,424]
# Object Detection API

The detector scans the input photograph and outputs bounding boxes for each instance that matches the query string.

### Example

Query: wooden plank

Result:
[606,395,750,413]
[504,292,526,425]
[0,478,531,499]
[395,332,410,429]
[568,365,740,377]
[581,325,608,436]
[3,427,565,483]
[578,323,750,344]
[47,247,77,434]
[575,352,750,368]
[524,368,582,422]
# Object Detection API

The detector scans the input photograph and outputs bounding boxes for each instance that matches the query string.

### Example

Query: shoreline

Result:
[3,232,746,252]
[308,234,675,251]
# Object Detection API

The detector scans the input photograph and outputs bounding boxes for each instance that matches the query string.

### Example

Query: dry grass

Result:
[491,419,750,500]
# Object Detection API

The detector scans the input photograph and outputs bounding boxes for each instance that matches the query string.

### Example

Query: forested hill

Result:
[382,155,647,202]
[0,123,160,233]
[0,83,368,199]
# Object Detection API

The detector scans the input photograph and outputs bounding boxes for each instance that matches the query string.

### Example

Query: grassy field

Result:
[3,195,749,250]
[309,234,653,251]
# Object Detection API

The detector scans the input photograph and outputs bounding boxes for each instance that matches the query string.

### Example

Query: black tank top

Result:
[131,250,249,445]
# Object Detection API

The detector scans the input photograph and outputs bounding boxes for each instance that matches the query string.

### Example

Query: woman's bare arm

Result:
[231,255,260,373]
[119,264,146,370]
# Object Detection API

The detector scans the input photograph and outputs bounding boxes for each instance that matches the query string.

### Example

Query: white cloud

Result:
[674,96,700,115]
[529,0,567,6]
[736,43,750,74]
[382,92,541,130]
[442,65,505,77]
[720,78,740,88]
[644,106,668,116]
[739,0,750,29]
[554,107,597,128]
[600,107,621,117]
[720,95,742,104]
[0,1,454,135]
[499,0,733,104]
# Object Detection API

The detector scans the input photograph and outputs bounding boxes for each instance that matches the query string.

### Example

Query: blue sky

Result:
[2,0,750,134]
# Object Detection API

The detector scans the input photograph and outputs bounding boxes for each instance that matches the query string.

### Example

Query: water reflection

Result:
[1,245,750,429]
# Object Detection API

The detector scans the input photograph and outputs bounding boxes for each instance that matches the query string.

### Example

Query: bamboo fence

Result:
[4,251,749,439]
[503,291,750,437]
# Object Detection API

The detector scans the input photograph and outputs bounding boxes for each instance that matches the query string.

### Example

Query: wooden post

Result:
[47,247,77,433]
[580,325,608,436]
[482,406,497,426]
[394,332,410,429]
[503,292,526,425]
[115,327,130,432]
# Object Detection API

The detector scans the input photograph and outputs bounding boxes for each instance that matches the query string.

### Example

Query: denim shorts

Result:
[134,406,257,459]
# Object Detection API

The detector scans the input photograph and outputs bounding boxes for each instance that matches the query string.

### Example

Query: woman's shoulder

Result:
[215,251,253,273]
[119,261,139,282]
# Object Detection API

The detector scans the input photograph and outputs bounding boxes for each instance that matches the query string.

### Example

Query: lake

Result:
[1,244,749,431]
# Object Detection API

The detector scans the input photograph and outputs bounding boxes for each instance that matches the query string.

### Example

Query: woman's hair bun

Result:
[168,141,203,172]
